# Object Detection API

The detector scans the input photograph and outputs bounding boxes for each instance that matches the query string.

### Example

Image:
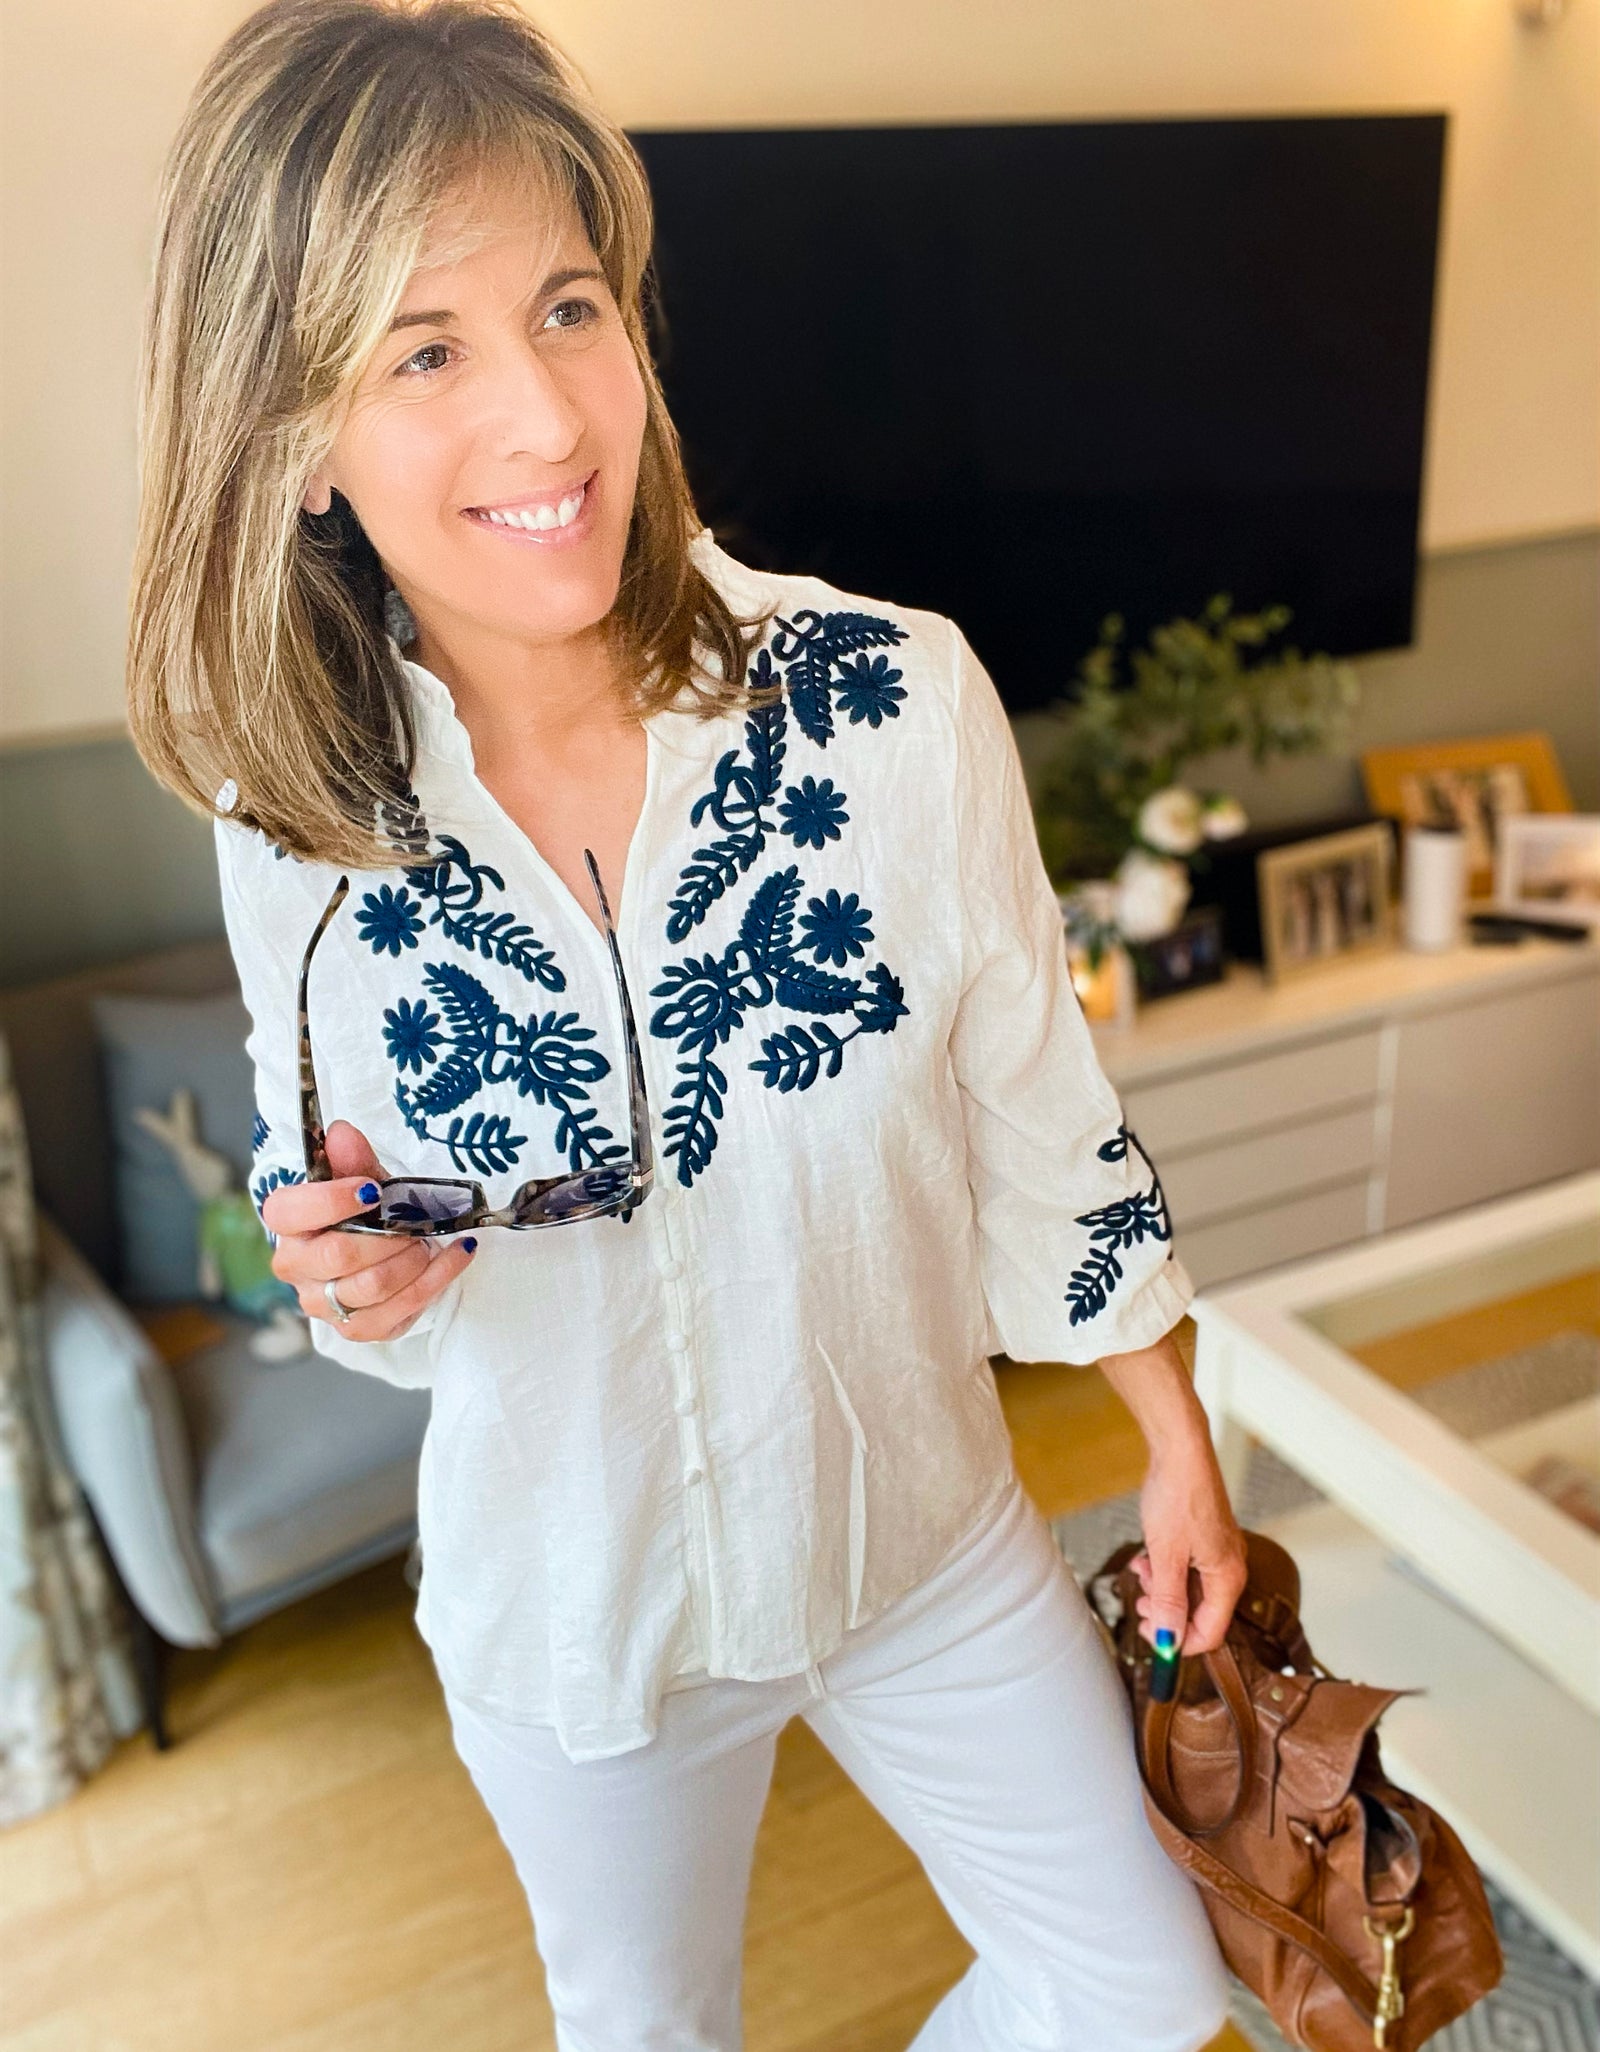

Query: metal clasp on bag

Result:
[1363,1904,1415,2047]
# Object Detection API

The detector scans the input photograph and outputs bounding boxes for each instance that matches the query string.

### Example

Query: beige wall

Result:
[3,0,1597,747]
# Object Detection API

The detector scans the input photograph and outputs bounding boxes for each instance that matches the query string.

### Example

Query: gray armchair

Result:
[0,940,429,1748]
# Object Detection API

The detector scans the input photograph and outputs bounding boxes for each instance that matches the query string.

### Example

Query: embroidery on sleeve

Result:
[1063,1124,1173,1327]
[650,609,912,1188]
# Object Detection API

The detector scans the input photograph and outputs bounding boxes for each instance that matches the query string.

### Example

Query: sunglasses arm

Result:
[299,875,351,1184]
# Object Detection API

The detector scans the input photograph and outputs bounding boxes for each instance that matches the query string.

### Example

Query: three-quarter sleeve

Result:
[944,620,1194,1366]
[212,813,458,1390]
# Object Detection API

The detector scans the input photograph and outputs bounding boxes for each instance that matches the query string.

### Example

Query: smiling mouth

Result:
[463,473,594,534]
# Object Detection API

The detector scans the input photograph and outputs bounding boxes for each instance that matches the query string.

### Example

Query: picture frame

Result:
[1257,822,1396,985]
[1127,903,1228,1001]
[1360,731,1573,902]
[1492,813,1600,930]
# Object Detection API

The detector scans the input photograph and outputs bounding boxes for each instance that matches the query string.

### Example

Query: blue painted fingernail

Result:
[461,1236,478,1253]
[1154,1627,1177,1650]
[358,1181,380,1203]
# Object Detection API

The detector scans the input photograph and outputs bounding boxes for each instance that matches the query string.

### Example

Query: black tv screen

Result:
[630,114,1447,712]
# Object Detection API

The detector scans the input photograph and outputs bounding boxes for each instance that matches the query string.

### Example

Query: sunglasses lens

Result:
[513,1164,631,1226]
[378,1180,480,1229]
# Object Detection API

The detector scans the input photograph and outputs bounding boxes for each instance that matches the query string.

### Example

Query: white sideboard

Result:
[1090,937,1600,1290]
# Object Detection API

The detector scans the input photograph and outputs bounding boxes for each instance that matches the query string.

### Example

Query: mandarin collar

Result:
[387,526,752,780]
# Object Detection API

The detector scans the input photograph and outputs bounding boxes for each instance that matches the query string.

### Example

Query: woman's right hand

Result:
[262,1118,478,1341]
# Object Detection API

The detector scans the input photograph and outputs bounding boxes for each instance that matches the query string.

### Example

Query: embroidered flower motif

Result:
[665,608,910,941]
[798,889,873,966]
[382,996,444,1074]
[250,1164,307,1246]
[388,958,624,1181]
[778,776,848,850]
[650,608,914,1187]
[651,866,907,1186]
[1063,1124,1174,1326]
[834,652,907,728]
[250,1110,270,1153]
[356,884,425,957]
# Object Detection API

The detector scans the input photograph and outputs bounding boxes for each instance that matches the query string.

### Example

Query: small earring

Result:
[384,587,418,647]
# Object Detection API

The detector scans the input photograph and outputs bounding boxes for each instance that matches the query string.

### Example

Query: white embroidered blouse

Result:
[214,527,1194,1761]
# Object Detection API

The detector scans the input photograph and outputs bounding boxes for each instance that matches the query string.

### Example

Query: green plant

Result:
[1030,596,1362,889]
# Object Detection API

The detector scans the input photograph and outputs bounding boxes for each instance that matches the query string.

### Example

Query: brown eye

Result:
[545,298,600,332]
[399,340,453,377]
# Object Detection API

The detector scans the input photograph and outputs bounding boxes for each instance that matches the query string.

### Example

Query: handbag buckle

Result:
[1363,1904,1415,2046]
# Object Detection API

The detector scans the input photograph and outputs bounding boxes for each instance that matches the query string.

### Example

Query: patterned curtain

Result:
[0,1029,142,1826]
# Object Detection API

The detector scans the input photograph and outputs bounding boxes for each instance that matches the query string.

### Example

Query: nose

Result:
[478,338,585,460]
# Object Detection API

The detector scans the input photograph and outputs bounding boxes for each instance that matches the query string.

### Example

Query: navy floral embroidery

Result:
[648,604,914,1188]
[799,890,873,966]
[834,653,908,728]
[356,884,425,957]
[663,612,909,943]
[777,776,848,849]
[650,866,907,1180]
[1063,1125,1173,1327]
[389,958,624,1179]
[399,837,564,988]
[251,1110,270,1153]
[383,996,443,1073]
[360,781,627,1188]
[251,1163,306,1246]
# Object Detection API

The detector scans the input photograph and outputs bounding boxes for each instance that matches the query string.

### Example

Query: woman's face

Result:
[306,173,648,659]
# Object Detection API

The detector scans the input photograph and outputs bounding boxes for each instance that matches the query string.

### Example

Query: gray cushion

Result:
[170,1326,429,1615]
[90,991,257,1305]
[0,940,238,1290]
[36,1210,219,1648]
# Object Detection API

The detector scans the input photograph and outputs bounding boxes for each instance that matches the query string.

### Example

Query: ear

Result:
[302,471,335,517]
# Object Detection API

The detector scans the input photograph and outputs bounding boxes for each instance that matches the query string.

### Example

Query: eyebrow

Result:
[385,267,606,335]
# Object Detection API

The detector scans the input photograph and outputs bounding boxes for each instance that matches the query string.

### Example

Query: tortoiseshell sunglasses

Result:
[298,849,654,1234]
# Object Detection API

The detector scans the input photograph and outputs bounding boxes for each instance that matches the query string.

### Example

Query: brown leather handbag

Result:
[1087,1529,1504,2049]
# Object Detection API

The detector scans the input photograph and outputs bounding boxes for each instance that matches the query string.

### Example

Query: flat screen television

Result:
[629,113,1448,713]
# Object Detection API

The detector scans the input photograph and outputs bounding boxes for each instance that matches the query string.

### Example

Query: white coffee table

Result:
[1191,1170,1600,1976]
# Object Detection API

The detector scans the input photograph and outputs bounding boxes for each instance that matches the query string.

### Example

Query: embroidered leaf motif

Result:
[405,834,565,989]
[662,1054,727,1182]
[1064,1124,1175,1326]
[439,1111,528,1178]
[749,1022,847,1092]
[650,605,913,1185]
[400,1051,482,1123]
[772,609,910,747]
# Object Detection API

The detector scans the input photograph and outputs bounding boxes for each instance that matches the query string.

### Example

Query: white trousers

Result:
[442,1474,1231,2052]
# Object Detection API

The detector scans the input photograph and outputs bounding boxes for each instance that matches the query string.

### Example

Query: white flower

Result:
[1200,794,1249,840]
[1114,848,1192,941]
[1137,786,1205,856]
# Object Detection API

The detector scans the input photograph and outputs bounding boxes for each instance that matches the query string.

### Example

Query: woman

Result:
[128,3,1248,2045]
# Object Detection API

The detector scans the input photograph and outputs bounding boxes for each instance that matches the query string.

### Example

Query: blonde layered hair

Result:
[128,0,778,869]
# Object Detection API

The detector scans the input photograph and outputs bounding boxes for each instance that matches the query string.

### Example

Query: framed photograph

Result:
[1361,731,1573,901]
[1492,814,1600,930]
[1257,823,1396,985]
[1127,903,1227,1001]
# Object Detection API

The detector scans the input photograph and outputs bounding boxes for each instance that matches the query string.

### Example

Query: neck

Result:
[410,615,635,774]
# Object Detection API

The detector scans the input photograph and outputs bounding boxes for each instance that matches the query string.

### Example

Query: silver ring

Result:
[323,1277,355,1325]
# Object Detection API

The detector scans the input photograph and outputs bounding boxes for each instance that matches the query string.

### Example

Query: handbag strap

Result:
[1140,1789,1386,2024]
[1141,1640,1258,1837]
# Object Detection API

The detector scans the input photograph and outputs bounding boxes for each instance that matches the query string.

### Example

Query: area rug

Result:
[1048,1328,1600,2052]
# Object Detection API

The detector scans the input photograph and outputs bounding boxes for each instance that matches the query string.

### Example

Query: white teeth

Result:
[478,484,585,531]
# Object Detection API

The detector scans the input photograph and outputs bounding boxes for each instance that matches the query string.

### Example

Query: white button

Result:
[674,1392,697,1417]
[665,1330,688,1353]
[684,1464,704,1485]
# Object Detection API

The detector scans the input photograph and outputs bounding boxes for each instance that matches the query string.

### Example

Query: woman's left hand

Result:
[1129,1430,1249,1657]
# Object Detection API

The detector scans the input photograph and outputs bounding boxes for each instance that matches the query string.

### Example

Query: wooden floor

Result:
[2,1311,1351,2052]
